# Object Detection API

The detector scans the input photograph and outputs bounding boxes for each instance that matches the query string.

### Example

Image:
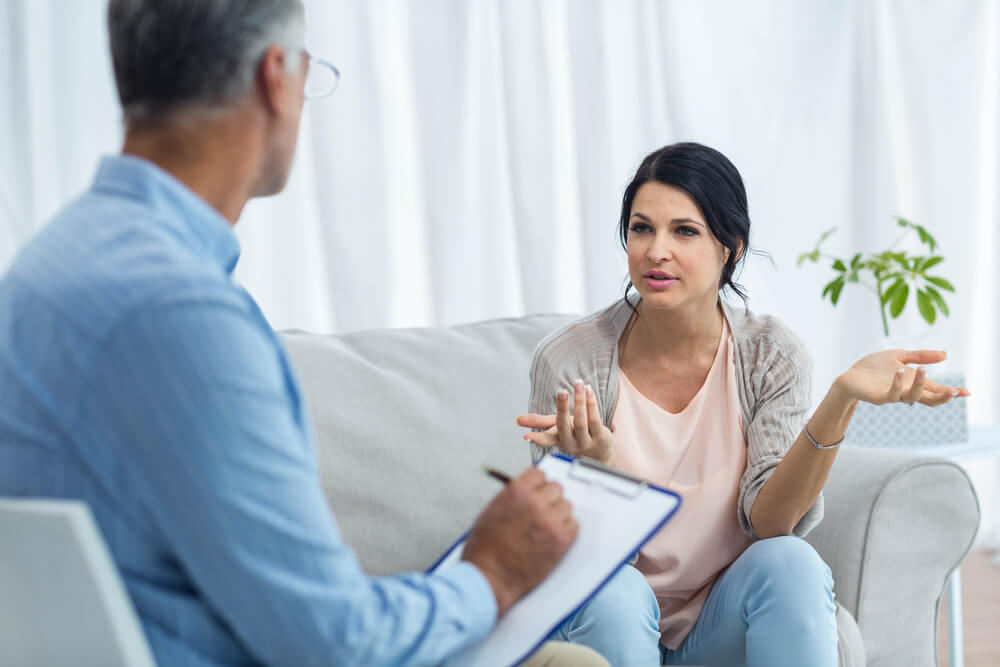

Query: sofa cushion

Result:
[281,314,573,575]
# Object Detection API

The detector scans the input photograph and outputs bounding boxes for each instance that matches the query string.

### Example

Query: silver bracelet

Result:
[803,420,845,450]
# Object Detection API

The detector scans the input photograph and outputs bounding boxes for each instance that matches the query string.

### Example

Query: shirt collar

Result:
[91,154,242,274]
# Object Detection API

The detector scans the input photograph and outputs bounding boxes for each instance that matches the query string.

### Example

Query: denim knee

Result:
[740,536,834,617]
[577,564,659,631]
[557,563,661,663]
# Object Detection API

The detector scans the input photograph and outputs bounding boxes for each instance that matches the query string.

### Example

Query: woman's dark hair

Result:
[618,142,752,309]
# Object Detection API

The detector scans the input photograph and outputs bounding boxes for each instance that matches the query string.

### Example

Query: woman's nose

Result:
[646,234,674,263]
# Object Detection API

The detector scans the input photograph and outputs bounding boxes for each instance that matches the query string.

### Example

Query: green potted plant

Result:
[798,217,967,447]
[797,217,955,337]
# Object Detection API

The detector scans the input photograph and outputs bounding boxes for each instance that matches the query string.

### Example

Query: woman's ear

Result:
[731,242,745,263]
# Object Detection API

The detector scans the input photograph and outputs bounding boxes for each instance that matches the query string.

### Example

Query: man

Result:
[0,1,608,665]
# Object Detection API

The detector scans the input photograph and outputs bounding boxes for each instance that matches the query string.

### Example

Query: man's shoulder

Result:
[6,194,242,337]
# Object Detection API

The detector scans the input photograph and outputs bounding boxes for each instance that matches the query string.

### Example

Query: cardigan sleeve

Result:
[737,325,823,539]
[527,343,560,464]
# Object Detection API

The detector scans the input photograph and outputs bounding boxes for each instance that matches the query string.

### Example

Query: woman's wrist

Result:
[806,377,859,447]
[829,375,861,413]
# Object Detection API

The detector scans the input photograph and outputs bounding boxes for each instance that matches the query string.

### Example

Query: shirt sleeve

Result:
[739,327,824,539]
[77,284,496,666]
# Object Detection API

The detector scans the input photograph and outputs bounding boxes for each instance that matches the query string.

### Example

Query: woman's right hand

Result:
[516,379,615,465]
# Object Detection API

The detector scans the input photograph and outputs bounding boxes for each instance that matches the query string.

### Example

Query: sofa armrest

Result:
[804,446,980,667]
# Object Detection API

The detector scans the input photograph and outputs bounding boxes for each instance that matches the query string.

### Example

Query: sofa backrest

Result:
[281,314,574,575]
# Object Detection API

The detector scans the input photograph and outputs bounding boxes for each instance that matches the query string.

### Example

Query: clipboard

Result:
[428,453,681,667]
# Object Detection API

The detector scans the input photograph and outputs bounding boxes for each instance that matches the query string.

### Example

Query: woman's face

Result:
[626,181,732,314]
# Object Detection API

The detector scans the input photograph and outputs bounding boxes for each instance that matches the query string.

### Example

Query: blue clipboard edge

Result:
[426,453,683,667]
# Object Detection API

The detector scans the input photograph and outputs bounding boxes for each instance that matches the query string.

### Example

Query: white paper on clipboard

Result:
[429,453,681,667]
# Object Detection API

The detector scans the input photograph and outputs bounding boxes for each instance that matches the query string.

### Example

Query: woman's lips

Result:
[643,275,678,289]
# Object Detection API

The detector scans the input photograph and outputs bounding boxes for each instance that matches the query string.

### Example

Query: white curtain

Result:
[2,0,998,545]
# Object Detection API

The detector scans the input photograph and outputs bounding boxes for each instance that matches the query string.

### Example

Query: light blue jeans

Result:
[550,536,838,667]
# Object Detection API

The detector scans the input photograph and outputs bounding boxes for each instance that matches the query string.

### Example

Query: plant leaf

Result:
[916,289,936,325]
[850,253,862,269]
[821,277,839,299]
[830,278,846,305]
[881,278,904,306]
[919,256,944,272]
[925,285,950,317]
[916,224,939,252]
[832,259,847,272]
[889,282,909,318]
[925,276,955,292]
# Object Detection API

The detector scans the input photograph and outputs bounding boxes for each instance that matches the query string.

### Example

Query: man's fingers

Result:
[534,480,564,506]
[513,466,546,490]
[554,498,574,522]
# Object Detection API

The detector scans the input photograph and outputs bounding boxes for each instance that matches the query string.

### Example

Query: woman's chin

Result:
[635,289,681,310]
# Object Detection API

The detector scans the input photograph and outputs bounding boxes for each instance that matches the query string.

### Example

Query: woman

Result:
[516,142,968,667]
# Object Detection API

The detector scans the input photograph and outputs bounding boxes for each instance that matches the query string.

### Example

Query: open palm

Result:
[840,349,969,406]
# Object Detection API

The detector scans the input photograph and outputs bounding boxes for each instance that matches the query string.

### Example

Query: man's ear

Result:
[257,45,289,115]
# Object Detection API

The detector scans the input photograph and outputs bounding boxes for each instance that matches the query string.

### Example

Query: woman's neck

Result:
[626,296,724,363]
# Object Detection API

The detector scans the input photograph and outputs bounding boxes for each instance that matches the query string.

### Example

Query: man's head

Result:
[108,0,308,198]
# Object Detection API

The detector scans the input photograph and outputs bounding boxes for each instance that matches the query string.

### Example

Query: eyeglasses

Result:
[304,53,340,100]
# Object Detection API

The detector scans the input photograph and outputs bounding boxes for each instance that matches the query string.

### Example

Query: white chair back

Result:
[0,499,156,667]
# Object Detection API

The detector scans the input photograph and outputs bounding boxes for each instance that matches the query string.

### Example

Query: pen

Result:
[483,465,513,485]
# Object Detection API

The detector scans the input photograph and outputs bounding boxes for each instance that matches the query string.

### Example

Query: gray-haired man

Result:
[0,1,607,665]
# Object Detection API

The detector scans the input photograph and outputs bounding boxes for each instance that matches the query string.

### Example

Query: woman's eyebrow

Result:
[630,212,706,227]
[672,217,706,228]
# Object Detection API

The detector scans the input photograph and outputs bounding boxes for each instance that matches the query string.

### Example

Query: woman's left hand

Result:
[837,349,970,406]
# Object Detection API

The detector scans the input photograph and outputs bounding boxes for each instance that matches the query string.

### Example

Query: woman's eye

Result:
[629,223,652,234]
[677,226,699,237]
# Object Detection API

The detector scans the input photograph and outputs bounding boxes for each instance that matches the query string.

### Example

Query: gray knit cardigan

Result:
[527,296,822,539]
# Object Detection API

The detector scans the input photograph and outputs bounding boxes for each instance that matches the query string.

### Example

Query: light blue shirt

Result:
[0,155,496,666]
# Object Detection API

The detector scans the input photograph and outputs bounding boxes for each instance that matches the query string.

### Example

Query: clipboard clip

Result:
[568,457,648,499]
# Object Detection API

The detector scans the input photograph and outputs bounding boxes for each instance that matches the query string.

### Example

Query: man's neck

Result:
[121,109,263,224]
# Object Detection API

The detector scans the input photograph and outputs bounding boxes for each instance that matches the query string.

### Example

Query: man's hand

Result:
[461,467,578,617]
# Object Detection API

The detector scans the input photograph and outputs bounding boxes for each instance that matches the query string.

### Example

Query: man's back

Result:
[0,155,298,663]
[0,156,500,665]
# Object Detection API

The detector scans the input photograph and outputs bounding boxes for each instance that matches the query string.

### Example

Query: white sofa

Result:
[281,313,981,667]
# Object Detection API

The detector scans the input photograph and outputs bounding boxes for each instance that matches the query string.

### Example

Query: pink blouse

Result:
[612,318,753,649]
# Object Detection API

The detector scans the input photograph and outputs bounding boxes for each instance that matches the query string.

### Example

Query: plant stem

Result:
[876,289,889,337]
[859,279,878,294]
[888,231,908,250]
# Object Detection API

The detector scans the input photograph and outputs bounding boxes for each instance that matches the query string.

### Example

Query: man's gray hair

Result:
[108,0,305,127]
